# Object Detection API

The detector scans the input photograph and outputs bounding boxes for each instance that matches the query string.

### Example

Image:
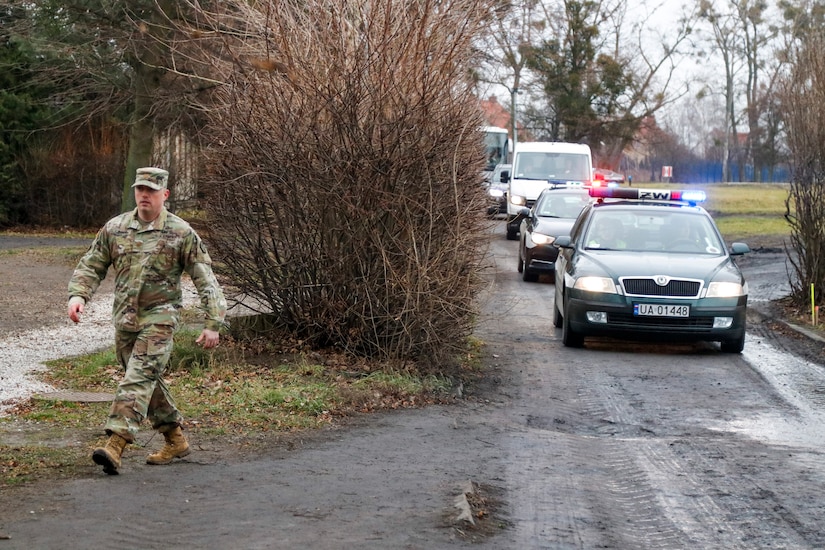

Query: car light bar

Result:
[589,187,706,203]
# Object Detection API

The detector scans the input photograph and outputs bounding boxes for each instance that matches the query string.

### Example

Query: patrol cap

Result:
[132,167,169,190]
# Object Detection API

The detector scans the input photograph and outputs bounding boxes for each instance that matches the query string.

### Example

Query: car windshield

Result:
[515,152,590,181]
[536,193,589,219]
[584,210,725,253]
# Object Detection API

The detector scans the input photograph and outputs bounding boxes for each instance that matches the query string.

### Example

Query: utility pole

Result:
[510,86,519,150]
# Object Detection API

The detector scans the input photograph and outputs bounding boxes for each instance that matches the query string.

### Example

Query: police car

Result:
[552,186,750,352]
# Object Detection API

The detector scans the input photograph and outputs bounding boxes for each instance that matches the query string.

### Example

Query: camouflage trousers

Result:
[104,325,183,442]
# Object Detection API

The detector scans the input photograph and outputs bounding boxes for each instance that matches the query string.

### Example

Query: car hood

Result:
[576,250,746,283]
[533,217,578,237]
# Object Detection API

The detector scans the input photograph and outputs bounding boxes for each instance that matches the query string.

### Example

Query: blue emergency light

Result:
[589,187,706,204]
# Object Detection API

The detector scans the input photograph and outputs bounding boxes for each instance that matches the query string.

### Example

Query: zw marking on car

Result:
[638,190,673,200]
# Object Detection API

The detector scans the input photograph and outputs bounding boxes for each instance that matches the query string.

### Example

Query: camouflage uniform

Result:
[68,206,226,442]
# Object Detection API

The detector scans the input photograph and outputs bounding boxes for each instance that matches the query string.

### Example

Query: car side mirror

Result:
[500,170,510,183]
[730,242,750,255]
[519,207,531,218]
[554,235,573,249]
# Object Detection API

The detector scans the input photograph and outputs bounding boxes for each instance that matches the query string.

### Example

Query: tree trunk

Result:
[120,1,174,212]
[121,76,156,211]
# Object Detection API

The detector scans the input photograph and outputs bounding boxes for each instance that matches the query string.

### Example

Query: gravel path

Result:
[0,283,201,415]
[0,293,115,414]
[0,236,199,415]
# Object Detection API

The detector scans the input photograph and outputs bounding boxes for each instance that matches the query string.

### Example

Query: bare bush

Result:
[779,29,825,306]
[186,0,492,369]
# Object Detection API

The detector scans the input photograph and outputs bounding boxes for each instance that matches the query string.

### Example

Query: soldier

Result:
[67,167,227,475]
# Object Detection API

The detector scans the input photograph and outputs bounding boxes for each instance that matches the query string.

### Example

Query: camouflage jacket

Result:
[68,207,227,332]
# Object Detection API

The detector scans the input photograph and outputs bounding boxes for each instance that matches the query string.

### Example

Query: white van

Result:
[501,142,593,240]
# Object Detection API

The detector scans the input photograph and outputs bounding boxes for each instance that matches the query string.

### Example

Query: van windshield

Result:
[515,152,590,181]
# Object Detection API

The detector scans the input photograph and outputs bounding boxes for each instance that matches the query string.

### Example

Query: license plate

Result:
[634,303,690,317]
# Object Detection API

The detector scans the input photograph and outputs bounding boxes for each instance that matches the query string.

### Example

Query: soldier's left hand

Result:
[196,329,220,349]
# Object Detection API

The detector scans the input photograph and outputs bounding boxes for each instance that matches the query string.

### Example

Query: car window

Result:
[515,153,590,180]
[584,210,725,253]
[537,193,589,218]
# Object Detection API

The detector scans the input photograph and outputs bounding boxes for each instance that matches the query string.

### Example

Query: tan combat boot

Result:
[92,433,129,475]
[146,424,191,465]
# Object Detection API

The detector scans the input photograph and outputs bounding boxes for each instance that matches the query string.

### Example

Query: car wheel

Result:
[553,300,562,328]
[562,299,584,348]
[522,268,539,282]
[517,247,524,273]
[506,223,519,241]
[720,336,745,353]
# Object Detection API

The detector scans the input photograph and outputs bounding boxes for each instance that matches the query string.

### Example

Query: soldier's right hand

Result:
[68,300,84,324]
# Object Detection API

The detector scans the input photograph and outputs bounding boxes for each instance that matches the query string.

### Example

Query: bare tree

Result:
[734,0,779,182]
[695,0,782,182]
[511,0,696,168]
[697,0,743,181]
[2,0,217,211]
[474,0,549,145]
[778,2,825,308]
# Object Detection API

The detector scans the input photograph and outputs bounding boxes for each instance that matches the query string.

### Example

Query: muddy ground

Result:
[2,232,825,548]
[0,236,92,335]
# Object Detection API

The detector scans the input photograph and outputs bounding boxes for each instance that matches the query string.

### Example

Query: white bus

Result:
[482,126,510,176]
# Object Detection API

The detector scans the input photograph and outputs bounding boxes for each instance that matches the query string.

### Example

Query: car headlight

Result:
[706,281,746,297]
[489,188,505,198]
[573,276,617,294]
[530,233,555,246]
[510,195,526,207]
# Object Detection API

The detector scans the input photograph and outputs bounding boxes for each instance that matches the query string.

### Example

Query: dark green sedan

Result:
[553,187,750,352]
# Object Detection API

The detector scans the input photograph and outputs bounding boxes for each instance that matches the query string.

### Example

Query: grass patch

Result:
[1,328,472,486]
[23,400,109,425]
[638,182,789,215]
[627,182,790,244]
[703,185,790,245]
[0,245,89,265]
[45,349,120,391]
[701,184,789,216]
[0,227,96,239]
[714,216,790,241]
[0,445,89,486]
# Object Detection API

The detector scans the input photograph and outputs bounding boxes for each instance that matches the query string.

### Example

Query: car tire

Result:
[517,248,524,273]
[506,223,519,241]
[720,336,745,353]
[522,268,539,282]
[562,299,584,348]
[553,300,563,328]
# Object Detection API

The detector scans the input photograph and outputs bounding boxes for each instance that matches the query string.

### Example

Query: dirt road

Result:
[2,229,825,548]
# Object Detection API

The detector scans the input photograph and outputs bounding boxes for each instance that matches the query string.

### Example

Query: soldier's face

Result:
[134,185,169,222]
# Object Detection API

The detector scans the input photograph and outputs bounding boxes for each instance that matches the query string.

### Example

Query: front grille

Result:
[608,313,714,330]
[621,277,702,298]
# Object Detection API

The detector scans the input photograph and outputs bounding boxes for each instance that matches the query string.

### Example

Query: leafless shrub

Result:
[779,29,825,306]
[187,0,492,369]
